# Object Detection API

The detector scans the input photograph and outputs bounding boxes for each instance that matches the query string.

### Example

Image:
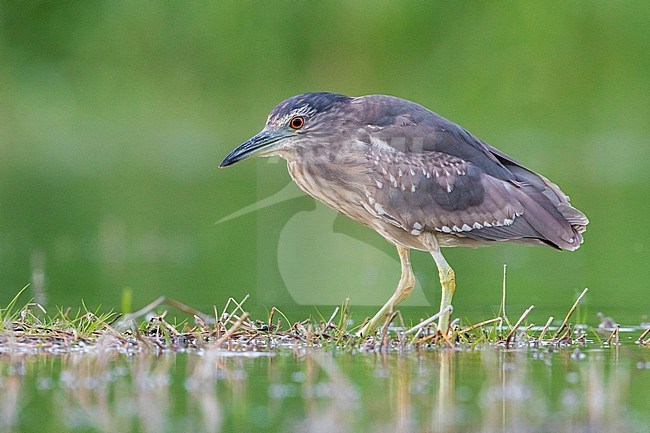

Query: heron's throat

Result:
[284,145,372,221]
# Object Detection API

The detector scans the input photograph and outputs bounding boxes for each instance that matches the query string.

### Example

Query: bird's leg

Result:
[430,249,456,333]
[357,246,415,337]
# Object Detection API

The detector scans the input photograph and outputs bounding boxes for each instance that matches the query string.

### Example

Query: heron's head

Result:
[219,92,352,167]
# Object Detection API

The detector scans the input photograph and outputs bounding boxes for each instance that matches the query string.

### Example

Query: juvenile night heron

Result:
[220,92,588,336]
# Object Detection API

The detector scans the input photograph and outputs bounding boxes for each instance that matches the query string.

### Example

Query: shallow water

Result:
[2,341,648,433]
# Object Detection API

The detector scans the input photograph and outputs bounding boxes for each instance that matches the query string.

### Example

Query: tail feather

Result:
[465,186,582,250]
[508,165,587,250]
[517,187,583,250]
[470,140,587,250]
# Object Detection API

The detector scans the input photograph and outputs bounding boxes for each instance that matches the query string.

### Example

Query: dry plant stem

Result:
[222,313,243,328]
[416,332,439,345]
[221,294,250,321]
[121,296,213,324]
[161,298,212,323]
[270,307,291,332]
[605,325,620,345]
[552,288,589,340]
[438,328,455,348]
[214,312,249,347]
[336,298,351,334]
[636,327,650,344]
[557,325,571,342]
[325,306,340,329]
[457,317,502,335]
[101,321,124,339]
[126,296,166,320]
[537,316,554,342]
[506,305,535,345]
[162,317,181,335]
[194,315,210,333]
[403,305,453,335]
[500,264,511,327]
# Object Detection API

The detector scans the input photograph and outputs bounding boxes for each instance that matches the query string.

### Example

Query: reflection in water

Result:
[436,351,454,432]
[185,349,222,433]
[0,360,21,431]
[297,350,358,433]
[58,353,123,432]
[0,346,648,432]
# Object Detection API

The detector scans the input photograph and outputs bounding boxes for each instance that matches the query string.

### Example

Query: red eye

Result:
[289,116,304,129]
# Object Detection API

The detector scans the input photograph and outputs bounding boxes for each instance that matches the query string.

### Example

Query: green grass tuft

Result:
[0,288,648,355]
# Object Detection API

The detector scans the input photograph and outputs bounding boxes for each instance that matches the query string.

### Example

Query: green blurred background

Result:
[1,1,648,324]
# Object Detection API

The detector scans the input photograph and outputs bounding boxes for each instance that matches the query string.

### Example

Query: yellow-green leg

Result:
[431,249,456,333]
[358,246,415,337]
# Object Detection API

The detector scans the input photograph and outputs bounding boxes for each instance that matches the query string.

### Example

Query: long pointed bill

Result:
[219,129,286,168]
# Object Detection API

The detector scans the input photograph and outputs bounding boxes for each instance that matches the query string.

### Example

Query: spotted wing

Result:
[355,94,516,180]
[355,96,586,250]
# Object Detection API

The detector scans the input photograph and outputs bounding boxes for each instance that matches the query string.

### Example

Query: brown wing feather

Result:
[363,140,583,250]
[355,95,587,250]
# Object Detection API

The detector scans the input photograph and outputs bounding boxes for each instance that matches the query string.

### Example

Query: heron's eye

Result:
[289,116,305,130]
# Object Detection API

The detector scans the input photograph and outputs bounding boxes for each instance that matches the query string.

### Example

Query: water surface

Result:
[2,342,648,433]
